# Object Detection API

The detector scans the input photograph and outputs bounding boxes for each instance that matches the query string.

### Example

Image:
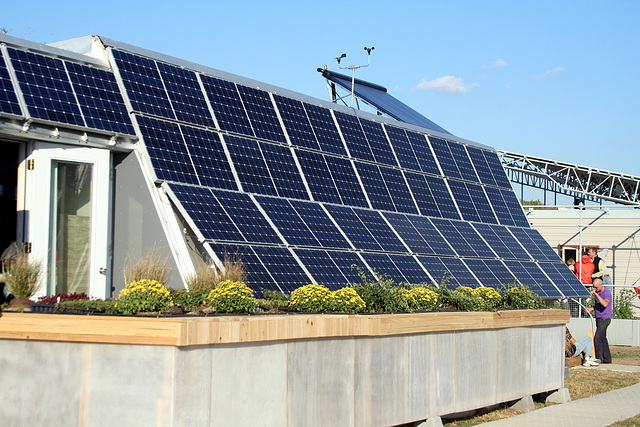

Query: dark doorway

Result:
[0,142,19,252]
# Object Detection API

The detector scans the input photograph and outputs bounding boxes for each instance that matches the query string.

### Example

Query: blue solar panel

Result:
[293,248,356,289]
[359,118,398,167]
[251,246,311,293]
[200,75,253,136]
[156,61,214,128]
[355,162,395,212]
[501,260,560,298]
[509,227,560,262]
[463,259,517,288]
[430,218,489,258]
[407,131,441,176]
[224,135,278,196]
[256,196,321,247]
[360,252,413,284]
[538,262,590,298]
[210,244,282,294]
[180,125,237,191]
[483,150,514,189]
[137,116,200,185]
[466,146,497,187]
[305,103,347,156]
[169,184,243,242]
[472,223,530,260]
[273,94,319,150]
[417,256,479,289]
[447,180,497,224]
[384,125,421,171]
[429,136,461,180]
[379,167,418,214]
[289,200,351,249]
[334,111,374,162]
[324,205,392,252]
[404,172,460,219]
[446,140,479,183]
[9,48,84,126]
[237,84,286,143]
[0,49,21,116]
[111,49,175,120]
[499,188,530,227]
[295,149,342,204]
[324,155,369,208]
[65,62,135,135]
[259,142,309,200]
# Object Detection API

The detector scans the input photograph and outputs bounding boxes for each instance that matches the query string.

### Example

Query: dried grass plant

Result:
[2,243,43,298]
[186,253,247,292]
[123,246,172,285]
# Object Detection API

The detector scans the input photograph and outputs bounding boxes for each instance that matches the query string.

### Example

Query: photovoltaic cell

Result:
[200,75,253,136]
[289,200,351,249]
[180,125,237,191]
[359,118,397,167]
[463,259,517,288]
[466,146,497,187]
[334,111,374,162]
[379,167,418,214]
[273,94,318,150]
[538,262,589,298]
[429,136,461,180]
[404,172,460,220]
[305,103,347,156]
[430,218,488,258]
[0,49,21,115]
[259,142,308,200]
[210,244,281,294]
[407,131,440,176]
[360,252,413,284]
[251,246,311,293]
[385,125,421,171]
[137,116,200,185]
[472,223,530,260]
[447,180,497,224]
[224,135,277,196]
[324,156,369,208]
[295,149,342,204]
[446,141,479,183]
[156,61,214,128]
[293,248,355,289]
[326,251,368,282]
[237,84,286,143]
[324,205,385,252]
[355,162,395,212]
[509,227,560,262]
[502,260,560,298]
[256,196,321,247]
[352,208,407,252]
[111,49,175,120]
[65,62,135,135]
[483,150,514,189]
[9,48,84,126]
[417,256,478,289]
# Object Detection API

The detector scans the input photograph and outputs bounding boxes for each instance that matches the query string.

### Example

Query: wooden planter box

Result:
[0,309,569,426]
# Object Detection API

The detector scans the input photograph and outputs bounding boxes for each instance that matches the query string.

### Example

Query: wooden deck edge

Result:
[0,309,570,347]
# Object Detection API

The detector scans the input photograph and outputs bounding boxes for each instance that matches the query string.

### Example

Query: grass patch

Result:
[443,345,640,426]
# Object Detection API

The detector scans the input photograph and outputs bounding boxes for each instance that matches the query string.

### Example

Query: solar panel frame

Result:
[0,49,22,116]
[259,142,309,200]
[324,155,369,208]
[236,84,287,143]
[200,74,254,136]
[273,94,319,150]
[180,125,237,191]
[404,172,461,220]
[294,149,342,204]
[333,111,375,162]
[304,103,347,156]
[359,118,398,167]
[406,130,441,176]
[224,135,278,196]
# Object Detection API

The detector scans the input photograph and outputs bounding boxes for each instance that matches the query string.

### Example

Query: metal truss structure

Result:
[497,151,640,206]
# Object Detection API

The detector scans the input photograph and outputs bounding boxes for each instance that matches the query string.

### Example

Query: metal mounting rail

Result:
[497,150,640,206]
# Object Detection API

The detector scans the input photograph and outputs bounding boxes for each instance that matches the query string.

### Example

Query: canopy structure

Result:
[0,34,588,298]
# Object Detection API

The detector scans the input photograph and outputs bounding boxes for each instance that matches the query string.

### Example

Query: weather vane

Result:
[336,47,374,108]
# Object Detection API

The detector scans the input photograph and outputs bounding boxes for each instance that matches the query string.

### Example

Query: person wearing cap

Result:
[585,277,612,364]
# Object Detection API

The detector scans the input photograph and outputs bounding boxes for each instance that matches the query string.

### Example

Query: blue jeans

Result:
[572,336,593,358]
[595,318,612,363]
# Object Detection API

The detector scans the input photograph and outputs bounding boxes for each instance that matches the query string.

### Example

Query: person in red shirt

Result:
[575,251,595,285]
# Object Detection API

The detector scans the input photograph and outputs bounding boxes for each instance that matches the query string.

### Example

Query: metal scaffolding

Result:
[497,150,640,207]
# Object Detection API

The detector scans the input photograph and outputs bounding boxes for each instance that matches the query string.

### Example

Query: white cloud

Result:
[483,59,507,69]
[535,66,565,80]
[414,76,478,94]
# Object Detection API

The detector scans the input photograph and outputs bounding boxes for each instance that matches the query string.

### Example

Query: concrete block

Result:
[510,395,535,412]
[546,387,572,404]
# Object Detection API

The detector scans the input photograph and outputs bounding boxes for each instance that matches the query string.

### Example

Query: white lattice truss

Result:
[497,150,640,206]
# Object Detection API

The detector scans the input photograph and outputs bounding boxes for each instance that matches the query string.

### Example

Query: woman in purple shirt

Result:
[586,278,612,364]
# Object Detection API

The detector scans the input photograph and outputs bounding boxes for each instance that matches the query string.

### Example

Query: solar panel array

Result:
[0,39,589,298]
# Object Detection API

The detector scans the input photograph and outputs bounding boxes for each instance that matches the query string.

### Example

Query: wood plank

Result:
[0,309,570,347]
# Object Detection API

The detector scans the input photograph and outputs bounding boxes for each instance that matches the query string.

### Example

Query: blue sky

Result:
[3,0,639,192]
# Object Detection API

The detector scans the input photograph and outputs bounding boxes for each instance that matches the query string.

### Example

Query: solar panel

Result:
[111,49,175,120]
[0,50,23,116]
[3,40,590,299]
[210,244,281,294]
[8,48,84,126]
[65,62,135,135]
[156,61,215,128]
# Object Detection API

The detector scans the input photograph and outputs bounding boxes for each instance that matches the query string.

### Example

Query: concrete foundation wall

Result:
[0,324,564,427]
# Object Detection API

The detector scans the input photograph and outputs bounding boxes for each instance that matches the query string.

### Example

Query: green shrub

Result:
[614,289,636,319]
[289,284,334,312]
[449,286,501,312]
[501,284,543,310]
[404,286,439,311]
[115,279,173,315]
[207,280,256,313]
[350,266,410,313]
[332,287,366,313]
[169,288,208,311]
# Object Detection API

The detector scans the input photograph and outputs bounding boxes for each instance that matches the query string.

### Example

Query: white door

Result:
[24,142,111,299]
